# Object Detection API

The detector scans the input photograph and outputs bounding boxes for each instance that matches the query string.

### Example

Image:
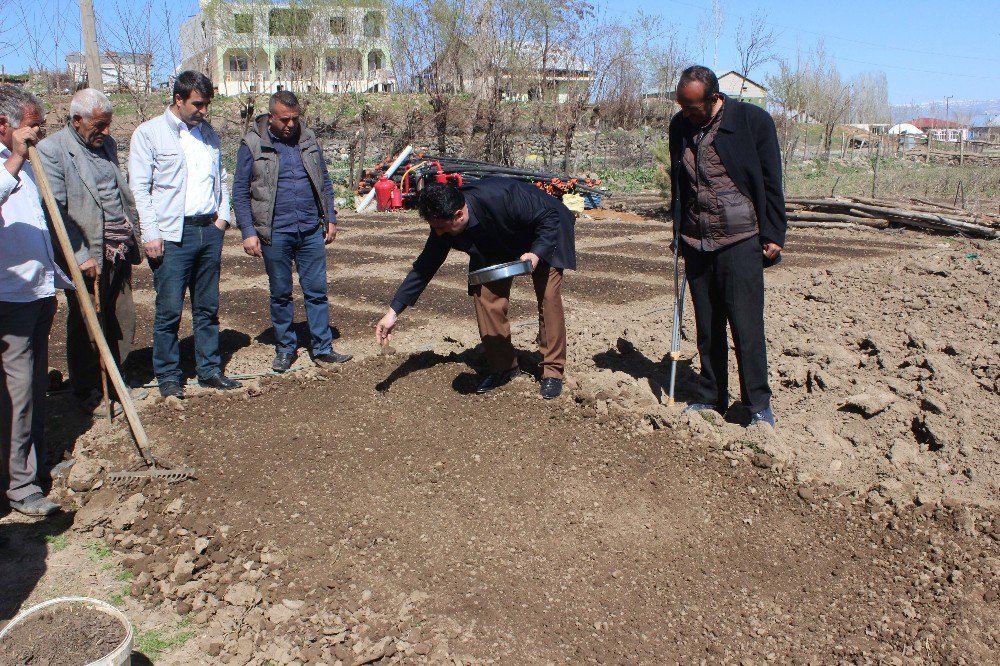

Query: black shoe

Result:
[10,492,60,517]
[272,352,296,373]
[313,350,352,365]
[475,368,521,394]
[158,380,184,399]
[540,378,563,400]
[199,374,243,390]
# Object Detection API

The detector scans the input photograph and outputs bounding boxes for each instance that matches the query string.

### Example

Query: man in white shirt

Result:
[129,71,241,398]
[0,86,68,517]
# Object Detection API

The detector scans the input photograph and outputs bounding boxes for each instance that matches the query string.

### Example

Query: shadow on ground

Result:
[0,511,75,625]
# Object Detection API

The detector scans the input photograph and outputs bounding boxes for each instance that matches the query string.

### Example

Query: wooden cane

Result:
[29,146,156,467]
[92,276,112,423]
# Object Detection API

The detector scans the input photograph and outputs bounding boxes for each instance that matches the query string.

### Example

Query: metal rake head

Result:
[106,466,197,485]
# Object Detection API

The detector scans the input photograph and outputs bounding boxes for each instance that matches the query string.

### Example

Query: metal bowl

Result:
[468,259,534,286]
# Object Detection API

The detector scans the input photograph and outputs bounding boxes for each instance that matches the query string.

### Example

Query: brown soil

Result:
[0,602,127,666]
[35,193,1000,663]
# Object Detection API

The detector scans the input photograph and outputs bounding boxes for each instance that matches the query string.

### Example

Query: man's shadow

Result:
[592,337,702,406]
[375,348,491,394]
[253,322,343,354]
[126,327,253,386]
[0,510,74,623]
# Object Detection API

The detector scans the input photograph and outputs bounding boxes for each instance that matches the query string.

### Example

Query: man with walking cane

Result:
[0,86,66,516]
[666,66,787,428]
[37,88,142,418]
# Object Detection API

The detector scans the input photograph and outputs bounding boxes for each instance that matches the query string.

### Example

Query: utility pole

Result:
[945,95,954,143]
[79,0,104,91]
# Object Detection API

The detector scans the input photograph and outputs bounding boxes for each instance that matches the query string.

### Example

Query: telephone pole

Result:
[79,0,104,91]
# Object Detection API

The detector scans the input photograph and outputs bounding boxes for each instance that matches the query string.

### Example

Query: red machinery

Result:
[373,174,402,211]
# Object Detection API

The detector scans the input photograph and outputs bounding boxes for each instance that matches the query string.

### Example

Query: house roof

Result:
[718,70,767,93]
[907,117,963,129]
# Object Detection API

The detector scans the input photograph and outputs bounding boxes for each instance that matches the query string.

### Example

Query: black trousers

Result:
[66,260,135,401]
[682,235,771,413]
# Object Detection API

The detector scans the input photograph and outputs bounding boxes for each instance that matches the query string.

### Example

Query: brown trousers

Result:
[472,263,566,379]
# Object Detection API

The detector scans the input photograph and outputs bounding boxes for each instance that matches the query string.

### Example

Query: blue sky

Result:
[6,0,997,105]
[614,0,999,104]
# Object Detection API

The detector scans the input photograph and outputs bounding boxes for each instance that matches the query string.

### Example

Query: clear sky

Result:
[612,0,998,105]
[5,0,997,105]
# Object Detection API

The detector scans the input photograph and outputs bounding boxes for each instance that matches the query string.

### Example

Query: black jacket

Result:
[390,177,576,312]
[669,96,787,248]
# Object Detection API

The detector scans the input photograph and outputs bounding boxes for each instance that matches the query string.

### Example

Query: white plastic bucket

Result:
[0,596,133,666]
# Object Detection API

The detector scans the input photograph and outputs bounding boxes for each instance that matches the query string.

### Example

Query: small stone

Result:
[67,459,105,492]
[206,641,224,657]
[223,582,261,608]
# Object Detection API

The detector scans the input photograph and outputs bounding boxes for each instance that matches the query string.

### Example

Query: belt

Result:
[184,214,216,227]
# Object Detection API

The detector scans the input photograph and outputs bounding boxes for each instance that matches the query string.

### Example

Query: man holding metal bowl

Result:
[375,178,576,399]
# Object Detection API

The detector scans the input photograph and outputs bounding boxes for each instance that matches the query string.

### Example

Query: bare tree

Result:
[389,0,472,154]
[803,41,852,158]
[734,10,776,93]
[849,70,890,124]
[13,0,79,91]
[697,0,725,69]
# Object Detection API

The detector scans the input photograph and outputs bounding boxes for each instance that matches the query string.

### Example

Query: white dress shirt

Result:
[0,149,73,301]
[171,113,218,217]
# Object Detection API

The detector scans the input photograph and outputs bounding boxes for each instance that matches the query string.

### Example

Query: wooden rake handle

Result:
[29,146,155,466]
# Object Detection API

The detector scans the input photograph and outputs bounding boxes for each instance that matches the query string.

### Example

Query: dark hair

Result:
[418,182,465,221]
[677,65,719,100]
[172,70,214,103]
[269,90,300,113]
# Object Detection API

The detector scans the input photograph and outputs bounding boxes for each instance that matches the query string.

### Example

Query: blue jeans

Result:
[261,225,332,356]
[150,224,224,382]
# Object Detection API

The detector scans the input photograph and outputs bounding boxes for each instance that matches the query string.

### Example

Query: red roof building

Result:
[907,117,963,130]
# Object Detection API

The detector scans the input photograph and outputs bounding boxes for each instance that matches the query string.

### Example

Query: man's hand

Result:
[144,239,164,261]
[4,126,39,176]
[762,242,782,260]
[325,222,337,245]
[519,252,540,271]
[243,236,262,257]
[214,218,227,231]
[12,126,39,158]
[375,309,397,347]
[79,258,99,280]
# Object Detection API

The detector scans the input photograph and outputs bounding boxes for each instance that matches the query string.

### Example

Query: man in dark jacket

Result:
[232,91,351,372]
[668,65,787,427]
[375,178,576,399]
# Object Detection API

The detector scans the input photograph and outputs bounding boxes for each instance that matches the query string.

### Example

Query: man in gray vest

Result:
[37,88,141,415]
[232,91,350,372]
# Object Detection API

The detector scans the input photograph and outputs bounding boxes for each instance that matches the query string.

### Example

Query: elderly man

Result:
[232,90,350,372]
[130,71,241,398]
[375,178,576,399]
[0,86,67,516]
[37,88,140,415]
[668,66,787,427]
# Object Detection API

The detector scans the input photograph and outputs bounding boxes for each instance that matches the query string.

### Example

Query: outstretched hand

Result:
[375,309,397,347]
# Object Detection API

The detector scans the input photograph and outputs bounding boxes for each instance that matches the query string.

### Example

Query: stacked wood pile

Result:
[786,196,1000,239]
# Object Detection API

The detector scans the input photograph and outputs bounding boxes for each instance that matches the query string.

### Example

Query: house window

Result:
[363,12,383,38]
[330,17,347,35]
[269,8,311,37]
[367,50,384,71]
[326,55,344,73]
[275,54,304,73]
[234,14,252,34]
[228,55,249,71]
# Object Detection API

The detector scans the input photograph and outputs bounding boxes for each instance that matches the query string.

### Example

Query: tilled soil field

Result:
[18,194,1000,663]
